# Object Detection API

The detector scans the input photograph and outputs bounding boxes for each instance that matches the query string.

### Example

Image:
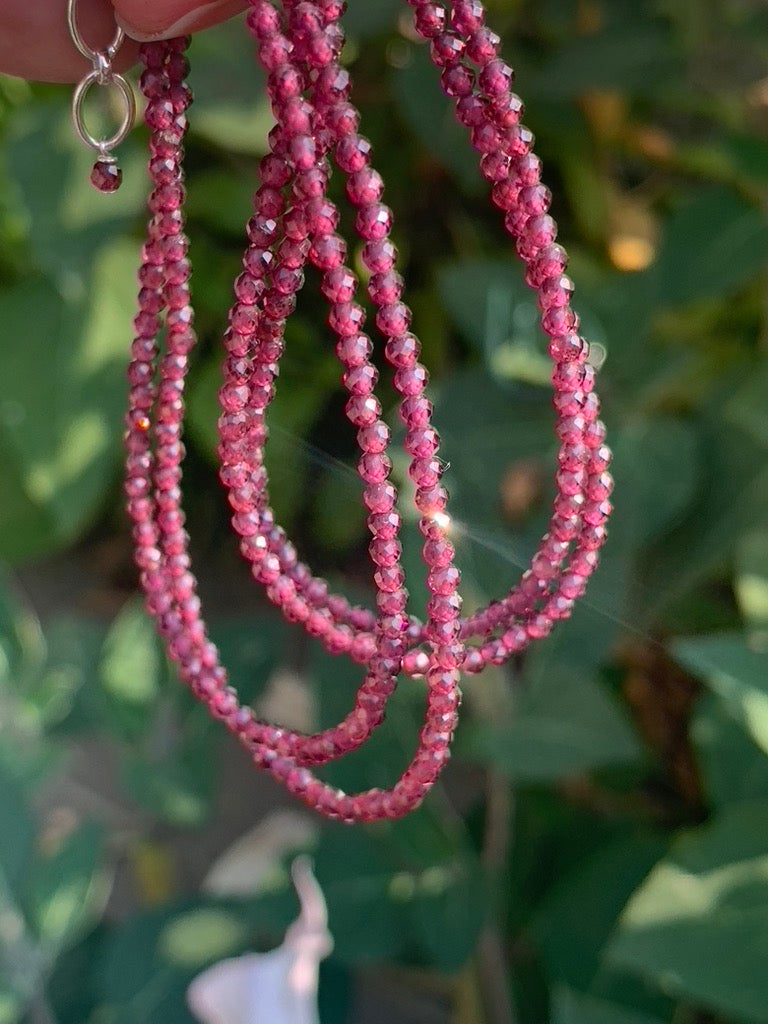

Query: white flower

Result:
[188,858,333,1024]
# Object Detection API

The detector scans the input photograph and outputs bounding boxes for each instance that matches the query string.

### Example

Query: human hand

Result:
[0,0,247,83]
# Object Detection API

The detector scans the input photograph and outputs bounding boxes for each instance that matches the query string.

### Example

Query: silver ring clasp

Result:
[67,0,136,191]
[72,70,136,155]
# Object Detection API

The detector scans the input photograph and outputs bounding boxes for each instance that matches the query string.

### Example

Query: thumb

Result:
[113,0,247,41]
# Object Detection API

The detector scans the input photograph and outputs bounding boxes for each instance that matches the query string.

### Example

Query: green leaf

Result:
[100,599,163,742]
[188,17,271,154]
[610,418,700,551]
[344,0,401,38]
[186,170,262,237]
[314,828,412,964]
[0,767,34,894]
[436,260,606,380]
[459,664,640,782]
[531,835,666,992]
[310,463,368,553]
[556,121,612,245]
[0,989,23,1024]
[652,188,768,309]
[602,417,700,633]
[672,632,768,755]
[22,822,107,952]
[8,100,146,283]
[723,360,768,454]
[159,909,249,969]
[415,367,554,607]
[318,961,354,1024]
[97,608,288,826]
[46,928,104,1024]
[647,419,768,613]
[387,811,489,972]
[97,895,294,1019]
[308,650,488,969]
[692,694,768,808]
[606,803,768,1023]
[120,731,218,828]
[0,242,140,562]
[529,24,678,99]
[210,613,288,706]
[0,581,69,781]
[186,340,338,531]
[314,819,486,971]
[0,570,44,689]
[98,903,203,1007]
[35,615,105,734]
[551,987,666,1024]
[437,261,531,356]
[736,531,768,628]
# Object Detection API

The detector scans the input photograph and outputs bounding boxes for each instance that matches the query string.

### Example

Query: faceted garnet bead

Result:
[90,159,122,193]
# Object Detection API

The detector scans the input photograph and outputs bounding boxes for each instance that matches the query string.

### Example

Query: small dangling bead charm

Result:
[90,157,122,193]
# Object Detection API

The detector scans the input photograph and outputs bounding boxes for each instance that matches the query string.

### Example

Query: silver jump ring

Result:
[72,70,136,155]
[66,0,125,62]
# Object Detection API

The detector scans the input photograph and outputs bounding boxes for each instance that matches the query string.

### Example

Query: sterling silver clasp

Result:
[67,0,136,191]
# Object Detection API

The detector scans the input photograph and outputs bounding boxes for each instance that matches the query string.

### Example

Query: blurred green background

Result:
[2,0,768,1021]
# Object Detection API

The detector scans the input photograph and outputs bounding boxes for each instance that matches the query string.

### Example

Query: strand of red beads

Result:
[219,0,613,674]
[218,0,463,766]
[128,9,460,821]
[123,0,613,823]
[408,0,614,669]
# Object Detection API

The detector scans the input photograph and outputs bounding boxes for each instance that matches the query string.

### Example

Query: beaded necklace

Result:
[68,0,613,823]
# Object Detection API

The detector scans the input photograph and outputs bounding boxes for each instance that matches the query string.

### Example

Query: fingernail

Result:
[117,1,232,41]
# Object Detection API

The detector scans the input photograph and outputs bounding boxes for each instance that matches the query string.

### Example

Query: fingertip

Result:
[114,0,246,42]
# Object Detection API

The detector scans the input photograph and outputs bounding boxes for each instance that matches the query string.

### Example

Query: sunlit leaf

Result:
[606,803,768,1022]
[672,631,768,756]
[0,570,44,688]
[22,822,108,952]
[100,599,163,740]
[8,99,145,282]
[0,241,139,562]
[119,714,220,828]
[188,17,271,154]
[160,909,249,969]
[736,531,768,629]
[531,835,666,992]
[691,694,768,808]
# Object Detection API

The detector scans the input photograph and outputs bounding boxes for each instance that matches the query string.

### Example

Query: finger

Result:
[0,0,139,83]
[113,0,247,41]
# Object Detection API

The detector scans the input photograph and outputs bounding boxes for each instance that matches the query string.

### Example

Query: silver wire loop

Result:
[72,70,136,155]
[67,0,135,161]
[66,0,125,63]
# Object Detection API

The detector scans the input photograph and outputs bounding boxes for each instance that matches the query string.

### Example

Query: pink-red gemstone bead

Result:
[90,160,122,192]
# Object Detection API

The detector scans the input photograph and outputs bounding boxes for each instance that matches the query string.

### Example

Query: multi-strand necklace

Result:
[69,0,613,823]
